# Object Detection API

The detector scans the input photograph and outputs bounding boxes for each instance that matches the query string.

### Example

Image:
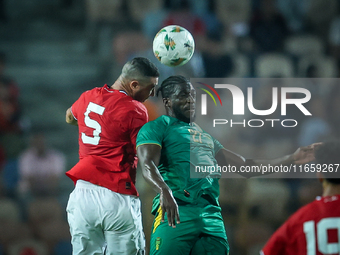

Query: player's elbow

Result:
[140,161,153,180]
[66,108,77,125]
[139,161,149,176]
[65,114,73,124]
[66,118,73,124]
[65,114,71,124]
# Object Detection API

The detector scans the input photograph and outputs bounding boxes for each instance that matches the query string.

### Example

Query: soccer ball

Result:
[153,25,195,67]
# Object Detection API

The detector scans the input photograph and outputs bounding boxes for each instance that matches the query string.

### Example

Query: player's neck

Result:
[322,183,340,197]
[166,112,190,124]
[111,78,132,97]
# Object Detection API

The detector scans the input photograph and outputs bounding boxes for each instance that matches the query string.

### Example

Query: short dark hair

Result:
[121,57,159,81]
[315,141,340,184]
[156,75,190,98]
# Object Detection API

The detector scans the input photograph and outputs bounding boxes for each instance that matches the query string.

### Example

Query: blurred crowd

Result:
[0,51,69,254]
[1,0,340,254]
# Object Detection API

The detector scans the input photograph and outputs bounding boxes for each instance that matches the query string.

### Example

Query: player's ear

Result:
[163,98,171,107]
[130,80,139,90]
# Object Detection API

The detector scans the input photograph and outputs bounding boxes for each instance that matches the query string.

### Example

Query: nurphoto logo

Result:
[193,78,312,129]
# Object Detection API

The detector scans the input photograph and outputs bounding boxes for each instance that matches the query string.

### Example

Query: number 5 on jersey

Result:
[82,102,105,145]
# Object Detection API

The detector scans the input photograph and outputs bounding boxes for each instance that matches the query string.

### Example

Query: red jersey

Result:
[66,85,148,196]
[261,195,340,255]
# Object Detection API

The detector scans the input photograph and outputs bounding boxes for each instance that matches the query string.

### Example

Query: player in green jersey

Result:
[136,75,319,255]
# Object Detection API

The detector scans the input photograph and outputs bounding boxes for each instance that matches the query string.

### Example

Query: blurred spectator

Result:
[300,64,323,95]
[162,0,207,51]
[18,133,66,198]
[305,63,318,77]
[329,13,340,59]
[162,0,206,36]
[141,0,168,39]
[26,198,70,254]
[0,52,23,198]
[142,0,221,41]
[305,0,338,39]
[297,96,331,146]
[326,85,340,138]
[250,0,289,52]
[127,0,164,34]
[0,81,20,133]
[215,0,251,38]
[0,52,20,134]
[188,0,221,33]
[276,0,308,33]
[85,0,128,54]
[112,31,150,66]
[200,27,234,77]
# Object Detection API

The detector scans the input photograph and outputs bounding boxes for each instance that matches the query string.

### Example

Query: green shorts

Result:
[149,200,229,255]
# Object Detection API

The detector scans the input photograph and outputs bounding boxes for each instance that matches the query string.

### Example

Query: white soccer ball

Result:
[153,25,195,67]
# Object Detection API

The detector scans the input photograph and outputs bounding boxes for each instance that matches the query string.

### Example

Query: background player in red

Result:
[65,57,159,255]
[261,141,340,255]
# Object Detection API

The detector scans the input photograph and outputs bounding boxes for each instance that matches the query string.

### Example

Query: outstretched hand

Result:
[292,142,322,165]
[160,188,180,228]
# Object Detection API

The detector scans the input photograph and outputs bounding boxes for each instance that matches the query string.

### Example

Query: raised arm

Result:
[66,107,78,126]
[137,144,180,227]
[249,143,319,166]
[215,143,320,177]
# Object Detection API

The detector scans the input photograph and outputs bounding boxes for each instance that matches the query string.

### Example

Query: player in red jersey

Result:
[65,57,159,255]
[261,141,340,255]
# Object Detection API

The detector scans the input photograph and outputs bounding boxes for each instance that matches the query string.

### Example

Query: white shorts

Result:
[66,180,145,255]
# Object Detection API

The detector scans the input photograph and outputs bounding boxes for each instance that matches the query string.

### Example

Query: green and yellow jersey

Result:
[136,115,224,215]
